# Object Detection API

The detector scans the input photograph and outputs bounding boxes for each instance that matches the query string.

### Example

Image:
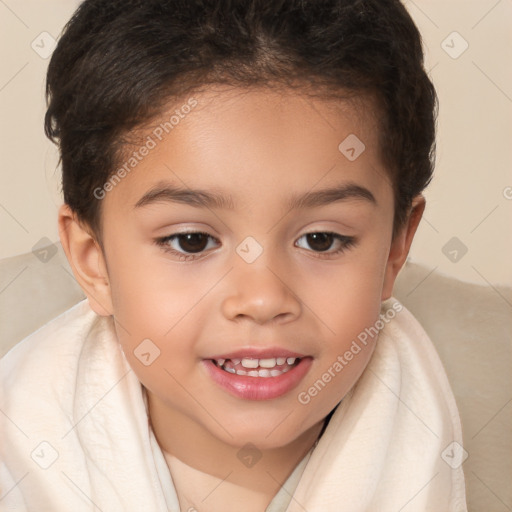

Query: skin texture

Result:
[58,85,425,511]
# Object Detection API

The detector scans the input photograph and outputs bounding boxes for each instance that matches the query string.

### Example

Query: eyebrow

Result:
[134,181,376,210]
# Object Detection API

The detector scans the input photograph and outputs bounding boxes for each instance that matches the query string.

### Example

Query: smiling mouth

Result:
[211,357,301,378]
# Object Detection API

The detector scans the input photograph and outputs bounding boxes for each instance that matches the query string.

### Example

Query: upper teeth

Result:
[242,357,297,368]
[221,357,297,369]
[241,358,260,368]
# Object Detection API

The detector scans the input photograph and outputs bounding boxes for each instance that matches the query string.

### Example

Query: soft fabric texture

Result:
[0,297,467,511]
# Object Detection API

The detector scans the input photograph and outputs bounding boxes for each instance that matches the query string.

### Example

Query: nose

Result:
[221,263,302,325]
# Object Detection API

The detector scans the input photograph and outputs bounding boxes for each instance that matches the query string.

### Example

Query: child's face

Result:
[83,86,406,448]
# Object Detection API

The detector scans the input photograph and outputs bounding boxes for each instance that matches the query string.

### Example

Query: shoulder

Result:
[0,299,99,391]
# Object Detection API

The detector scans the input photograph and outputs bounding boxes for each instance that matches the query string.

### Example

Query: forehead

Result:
[105,85,391,212]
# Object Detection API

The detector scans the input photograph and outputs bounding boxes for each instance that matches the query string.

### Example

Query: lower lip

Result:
[202,358,313,401]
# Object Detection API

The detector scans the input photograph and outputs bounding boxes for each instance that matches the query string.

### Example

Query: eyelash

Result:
[154,231,357,261]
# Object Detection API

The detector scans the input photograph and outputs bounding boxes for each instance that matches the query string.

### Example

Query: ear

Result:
[381,195,426,301]
[58,204,113,316]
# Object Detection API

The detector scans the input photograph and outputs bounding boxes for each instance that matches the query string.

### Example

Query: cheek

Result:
[294,272,384,418]
[105,239,203,330]
[104,244,221,373]
[294,244,388,402]
[298,247,387,336]
[110,278,206,403]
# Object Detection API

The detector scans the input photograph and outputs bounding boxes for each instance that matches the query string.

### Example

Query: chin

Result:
[211,414,314,451]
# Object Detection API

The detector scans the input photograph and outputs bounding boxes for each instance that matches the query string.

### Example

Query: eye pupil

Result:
[179,233,208,253]
[307,233,333,252]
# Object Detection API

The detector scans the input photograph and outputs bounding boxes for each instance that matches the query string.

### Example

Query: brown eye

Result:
[177,233,209,253]
[156,232,219,255]
[305,233,334,252]
[295,232,356,256]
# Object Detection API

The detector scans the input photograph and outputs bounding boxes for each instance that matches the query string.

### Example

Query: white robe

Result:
[0,298,467,511]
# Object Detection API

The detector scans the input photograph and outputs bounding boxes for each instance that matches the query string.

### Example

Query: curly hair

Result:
[45,0,437,240]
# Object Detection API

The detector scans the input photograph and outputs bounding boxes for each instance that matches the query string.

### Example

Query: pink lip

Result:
[202,357,313,401]
[209,348,306,360]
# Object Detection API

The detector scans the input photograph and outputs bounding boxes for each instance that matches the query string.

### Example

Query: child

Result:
[0,1,467,510]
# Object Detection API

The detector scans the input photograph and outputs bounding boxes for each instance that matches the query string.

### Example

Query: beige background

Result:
[0,0,511,287]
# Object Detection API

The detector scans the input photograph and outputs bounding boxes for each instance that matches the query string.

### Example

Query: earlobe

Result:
[58,204,113,316]
[381,195,426,301]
